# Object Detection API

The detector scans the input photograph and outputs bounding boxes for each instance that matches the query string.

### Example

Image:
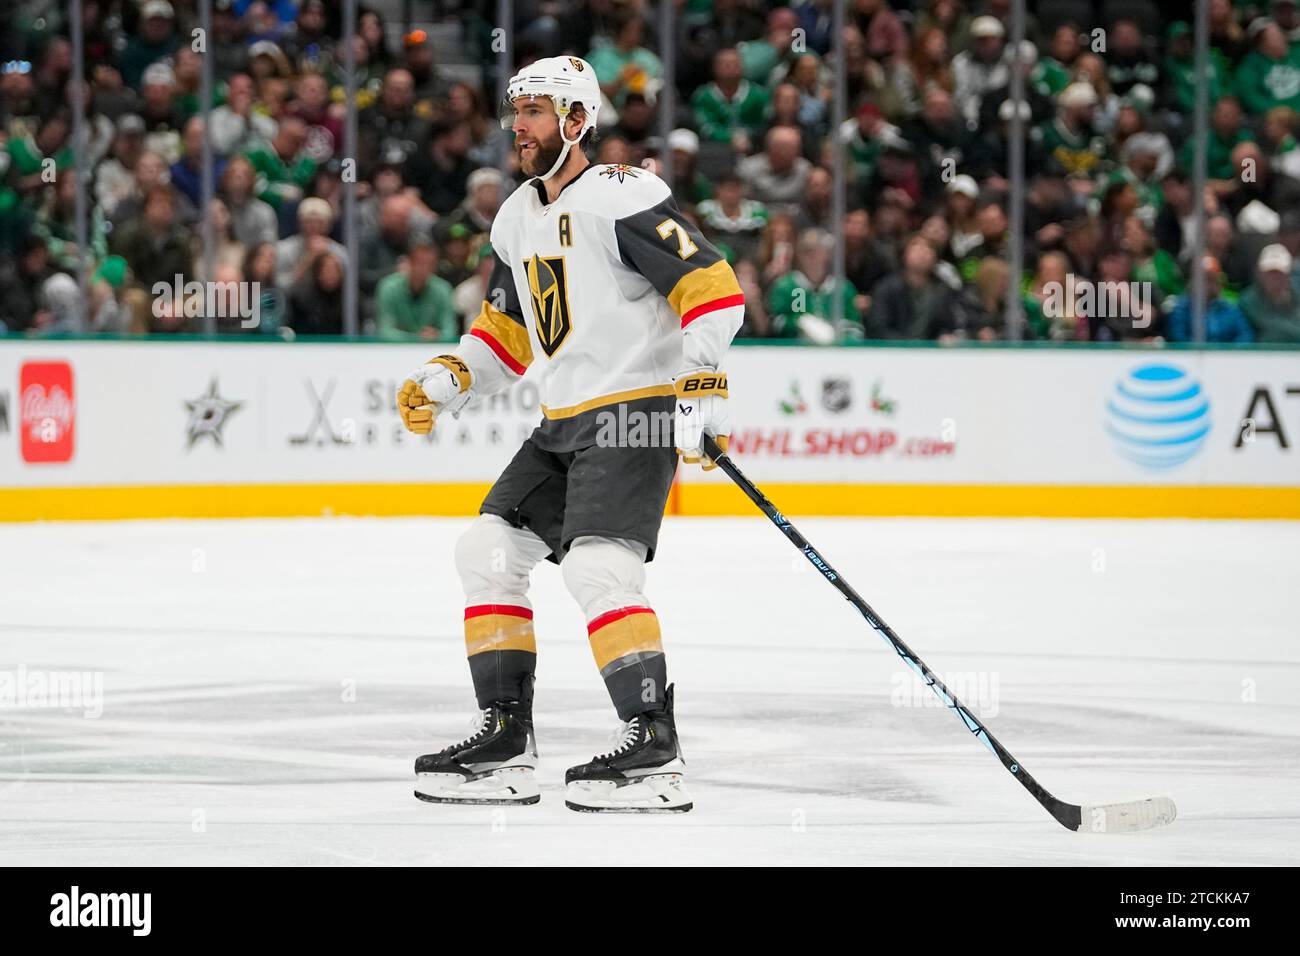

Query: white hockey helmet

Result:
[499,55,601,181]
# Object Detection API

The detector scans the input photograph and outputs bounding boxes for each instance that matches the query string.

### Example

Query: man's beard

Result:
[521,134,564,176]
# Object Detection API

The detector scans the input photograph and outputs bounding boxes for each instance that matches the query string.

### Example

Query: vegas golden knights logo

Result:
[525,253,573,356]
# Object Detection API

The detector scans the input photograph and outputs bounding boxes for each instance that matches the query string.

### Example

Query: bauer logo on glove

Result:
[396,355,473,434]
[672,367,730,470]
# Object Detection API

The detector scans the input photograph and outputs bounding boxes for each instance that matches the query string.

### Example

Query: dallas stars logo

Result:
[599,163,642,183]
[184,378,243,448]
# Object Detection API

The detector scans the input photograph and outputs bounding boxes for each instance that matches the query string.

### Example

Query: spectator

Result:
[904,86,973,190]
[220,155,278,246]
[245,115,318,211]
[665,128,713,209]
[193,197,246,279]
[120,1,181,89]
[436,222,478,288]
[1033,23,1082,99]
[275,197,346,290]
[445,82,508,168]
[767,228,860,342]
[951,15,1007,128]
[360,193,420,300]
[109,186,193,325]
[1164,22,1228,118]
[853,0,909,66]
[1123,215,1184,313]
[171,118,229,208]
[454,240,496,334]
[242,241,287,333]
[843,207,895,313]
[1033,82,1106,177]
[1191,97,1252,186]
[1167,256,1255,342]
[107,149,195,229]
[138,62,184,164]
[1235,23,1300,115]
[93,115,147,218]
[411,117,476,216]
[691,47,770,153]
[891,27,954,122]
[284,72,342,162]
[358,68,431,175]
[697,172,769,263]
[1239,243,1300,341]
[0,236,60,333]
[375,236,457,341]
[280,0,333,72]
[211,0,251,77]
[1106,20,1160,97]
[738,125,813,215]
[288,252,346,335]
[588,11,663,109]
[865,234,963,340]
[439,167,504,245]
[738,7,802,84]
[208,73,277,157]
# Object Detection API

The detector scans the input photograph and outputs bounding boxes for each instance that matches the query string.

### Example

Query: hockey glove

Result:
[397,355,472,434]
[673,366,730,471]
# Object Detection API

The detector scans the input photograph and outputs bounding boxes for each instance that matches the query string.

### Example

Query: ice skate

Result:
[565,684,692,813]
[414,698,540,805]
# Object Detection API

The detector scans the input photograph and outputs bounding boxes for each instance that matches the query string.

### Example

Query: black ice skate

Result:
[414,696,540,805]
[565,684,692,813]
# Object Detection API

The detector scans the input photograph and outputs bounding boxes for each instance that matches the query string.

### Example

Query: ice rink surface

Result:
[1,515,1297,866]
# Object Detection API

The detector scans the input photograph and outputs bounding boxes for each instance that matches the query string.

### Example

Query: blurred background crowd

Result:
[2,0,1300,344]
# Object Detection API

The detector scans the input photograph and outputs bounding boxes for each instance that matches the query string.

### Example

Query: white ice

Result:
[1,515,1297,865]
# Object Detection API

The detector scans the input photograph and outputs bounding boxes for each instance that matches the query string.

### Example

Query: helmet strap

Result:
[537,108,590,182]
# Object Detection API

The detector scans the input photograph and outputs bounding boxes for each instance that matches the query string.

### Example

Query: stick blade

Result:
[1076,796,1177,833]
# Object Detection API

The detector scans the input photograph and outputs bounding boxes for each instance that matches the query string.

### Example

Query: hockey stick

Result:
[701,434,1176,833]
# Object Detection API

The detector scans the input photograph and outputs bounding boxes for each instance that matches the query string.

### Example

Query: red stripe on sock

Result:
[464,604,533,621]
[586,605,655,635]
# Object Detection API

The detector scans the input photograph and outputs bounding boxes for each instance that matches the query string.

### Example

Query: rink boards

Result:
[0,341,1297,520]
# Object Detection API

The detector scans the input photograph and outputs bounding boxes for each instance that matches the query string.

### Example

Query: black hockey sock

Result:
[603,652,669,720]
[468,649,536,708]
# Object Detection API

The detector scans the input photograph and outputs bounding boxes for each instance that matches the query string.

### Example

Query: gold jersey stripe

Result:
[541,384,674,420]
[665,258,743,322]
[470,300,533,371]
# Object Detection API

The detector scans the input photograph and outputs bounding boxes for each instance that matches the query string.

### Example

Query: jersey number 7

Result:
[656,218,699,260]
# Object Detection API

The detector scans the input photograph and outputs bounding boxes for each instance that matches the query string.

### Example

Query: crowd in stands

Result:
[2,0,1300,343]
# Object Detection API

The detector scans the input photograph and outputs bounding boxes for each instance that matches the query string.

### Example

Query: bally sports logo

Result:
[20,361,75,463]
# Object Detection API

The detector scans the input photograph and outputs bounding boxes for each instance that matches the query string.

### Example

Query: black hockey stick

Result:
[701,434,1176,833]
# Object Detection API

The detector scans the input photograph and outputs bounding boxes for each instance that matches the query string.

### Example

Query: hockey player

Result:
[397,56,744,812]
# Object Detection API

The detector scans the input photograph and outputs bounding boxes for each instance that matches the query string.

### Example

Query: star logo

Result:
[184,378,243,448]
[598,163,641,183]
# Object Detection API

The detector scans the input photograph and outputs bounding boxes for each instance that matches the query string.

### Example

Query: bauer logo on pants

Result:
[19,360,75,464]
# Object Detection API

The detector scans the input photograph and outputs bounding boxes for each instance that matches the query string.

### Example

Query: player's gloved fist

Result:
[396,355,472,434]
[673,366,730,470]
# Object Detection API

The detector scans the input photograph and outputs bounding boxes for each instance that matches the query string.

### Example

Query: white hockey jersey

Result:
[451,162,745,450]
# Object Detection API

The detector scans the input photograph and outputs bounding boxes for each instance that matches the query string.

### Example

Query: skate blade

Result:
[414,766,540,805]
[564,773,692,813]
